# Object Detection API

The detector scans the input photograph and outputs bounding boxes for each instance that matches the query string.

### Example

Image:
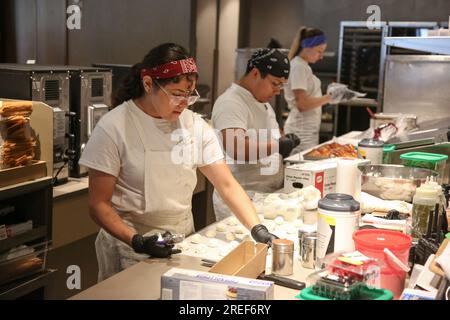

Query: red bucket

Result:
[353,229,412,299]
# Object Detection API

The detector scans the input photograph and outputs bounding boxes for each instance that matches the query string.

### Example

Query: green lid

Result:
[400,152,448,163]
[383,144,396,153]
[446,233,450,240]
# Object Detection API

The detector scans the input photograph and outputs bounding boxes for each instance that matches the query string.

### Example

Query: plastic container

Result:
[316,194,360,264]
[358,139,384,165]
[353,230,412,299]
[411,179,440,240]
[400,152,448,183]
[382,144,396,164]
[297,285,393,300]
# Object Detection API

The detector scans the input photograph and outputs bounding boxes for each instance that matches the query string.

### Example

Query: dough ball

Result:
[275,216,284,225]
[206,229,217,238]
[190,234,203,244]
[225,232,235,242]
[216,223,227,232]
[208,239,219,248]
[258,214,265,222]
[265,193,281,203]
[233,226,247,234]
[235,233,248,241]
[226,217,239,226]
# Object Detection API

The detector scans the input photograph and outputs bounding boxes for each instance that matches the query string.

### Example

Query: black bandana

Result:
[247,49,290,79]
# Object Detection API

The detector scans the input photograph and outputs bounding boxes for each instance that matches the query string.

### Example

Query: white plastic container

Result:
[358,139,384,165]
[316,193,360,265]
[336,158,362,202]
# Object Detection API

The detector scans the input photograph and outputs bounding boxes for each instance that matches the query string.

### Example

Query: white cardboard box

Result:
[284,158,370,197]
[284,159,338,196]
[161,267,274,300]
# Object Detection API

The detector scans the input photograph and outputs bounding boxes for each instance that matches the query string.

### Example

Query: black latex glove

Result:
[251,224,279,246]
[131,234,181,258]
[278,134,301,158]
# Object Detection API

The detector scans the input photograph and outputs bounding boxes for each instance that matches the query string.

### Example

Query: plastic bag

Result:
[326,83,366,104]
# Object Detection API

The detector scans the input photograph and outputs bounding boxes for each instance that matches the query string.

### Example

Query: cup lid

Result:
[318,193,360,212]
[353,229,411,251]
[358,138,385,148]
[272,239,294,252]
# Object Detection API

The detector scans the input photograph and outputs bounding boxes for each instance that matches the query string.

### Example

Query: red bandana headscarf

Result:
[140,58,198,80]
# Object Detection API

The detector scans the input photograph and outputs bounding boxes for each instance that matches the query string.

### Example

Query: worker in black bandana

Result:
[211,49,301,221]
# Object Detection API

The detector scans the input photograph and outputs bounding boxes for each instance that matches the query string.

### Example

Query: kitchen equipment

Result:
[353,229,412,299]
[92,63,131,96]
[360,164,438,202]
[400,152,448,184]
[0,241,50,286]
[68,66,112,178]
[370,113,418,131]
[298,229,317,269]
[0,64,73,184]
[358,139,384,165]
[272,239,294,276]
[316,194,360,264]
[382,55,450,125]
[257,273,305,290]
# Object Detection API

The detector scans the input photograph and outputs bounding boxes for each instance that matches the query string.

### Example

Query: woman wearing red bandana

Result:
[284,27,340,154]
[79,43,277,281]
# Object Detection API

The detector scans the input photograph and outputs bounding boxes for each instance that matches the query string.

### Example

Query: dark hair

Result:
[112,43,197,108]
[288,27,325,60]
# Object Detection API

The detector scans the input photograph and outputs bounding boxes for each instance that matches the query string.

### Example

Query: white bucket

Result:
[315,194,360,263]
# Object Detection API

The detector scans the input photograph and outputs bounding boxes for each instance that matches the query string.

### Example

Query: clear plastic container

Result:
[382,144,396,164]
[306,251,381,300]
[0,241,49,285]
[400,152,448,183]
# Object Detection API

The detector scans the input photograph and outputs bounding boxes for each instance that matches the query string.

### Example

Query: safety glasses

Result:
[154,81,200,106]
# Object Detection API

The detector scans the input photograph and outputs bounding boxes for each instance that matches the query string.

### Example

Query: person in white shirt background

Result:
[79,43,278,281]
[284,27,344,154]
[212,49,300,221]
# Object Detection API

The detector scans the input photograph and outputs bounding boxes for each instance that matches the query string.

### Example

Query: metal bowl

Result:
[360,164,438,202]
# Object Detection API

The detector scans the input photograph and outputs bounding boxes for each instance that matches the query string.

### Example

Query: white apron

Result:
[96,104,197,281]
[213,107,284,221]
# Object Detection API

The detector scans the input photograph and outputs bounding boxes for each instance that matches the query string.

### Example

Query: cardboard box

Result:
[284,158,370,196]
[0,160,47,188]
[209,241,268,279]
[160,267,274,300]
[284,159,338,196]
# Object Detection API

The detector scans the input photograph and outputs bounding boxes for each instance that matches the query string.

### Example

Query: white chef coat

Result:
[79,99,224,281]
[211,83,284,221]
[284,56,323,154]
